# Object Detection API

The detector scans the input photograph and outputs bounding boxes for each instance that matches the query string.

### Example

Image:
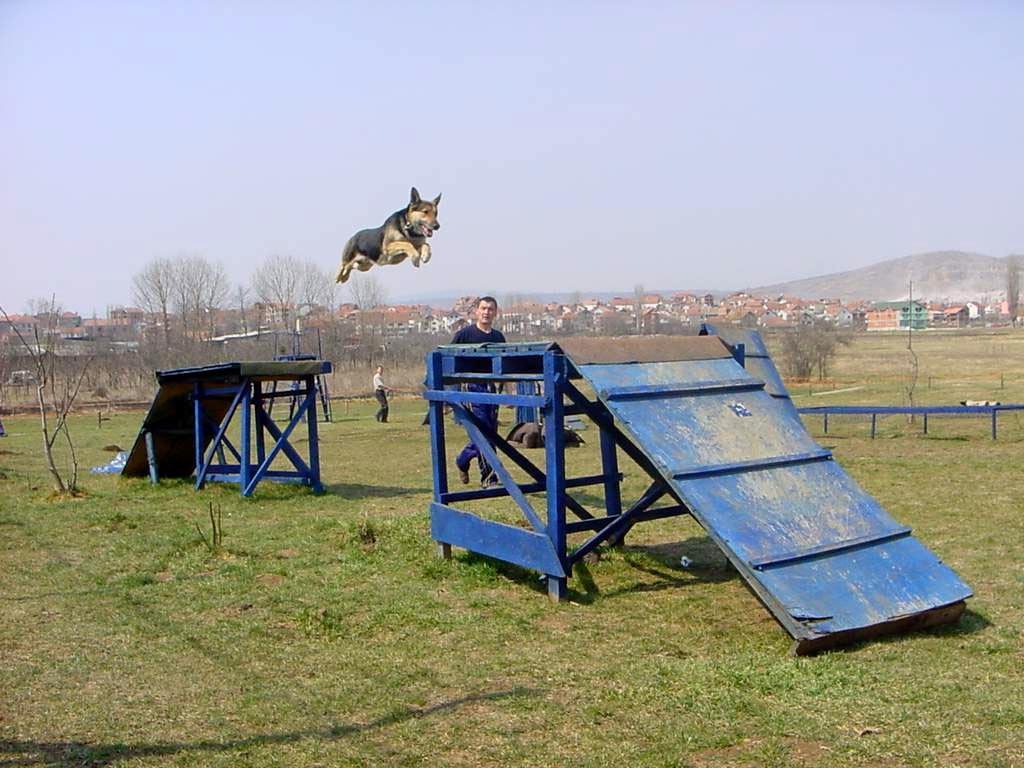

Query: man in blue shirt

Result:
[450,296,506,486]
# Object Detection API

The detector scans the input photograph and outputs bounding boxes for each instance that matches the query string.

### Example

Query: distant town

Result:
[2,290,1018,352]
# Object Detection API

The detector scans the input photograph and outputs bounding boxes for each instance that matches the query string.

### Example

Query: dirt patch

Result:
[275,548,300,559]
[690,737,832,767]
[257,573,285,587]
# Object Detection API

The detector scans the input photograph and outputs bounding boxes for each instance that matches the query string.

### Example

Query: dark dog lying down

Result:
[505,421,585,449]
[336,187,441,283]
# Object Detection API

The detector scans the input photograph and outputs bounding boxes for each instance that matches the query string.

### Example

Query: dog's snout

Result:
[432,222,440,230]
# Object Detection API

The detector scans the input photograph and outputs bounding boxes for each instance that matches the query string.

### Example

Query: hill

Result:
[748,251,1011,303]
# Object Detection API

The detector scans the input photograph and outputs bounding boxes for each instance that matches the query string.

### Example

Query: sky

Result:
[2,0,1022,314]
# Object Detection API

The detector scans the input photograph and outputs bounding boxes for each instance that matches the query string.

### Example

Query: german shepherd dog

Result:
[336,187,441,283]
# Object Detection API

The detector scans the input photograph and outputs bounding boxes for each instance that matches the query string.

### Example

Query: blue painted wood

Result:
[798,403,1024,441]
[422,332,971,648]
[567,480,669,562]
[580,355,973,640]
[254,406,313,477]
[430,503,565,577]
[543,351,568,600]
[206,473,309,485]
[204,466,308,479]
[254,381,266,465]
[424,389,546,408]
[515,381,540,424]
[601,377,763,400]
[305,376,323,493]
[702,325,799,417]
[193,382,204,489]
[427,351,449,502]
[244,389,314,496]
[441,472,614,504]
[239,379,251,494]
[565,505,688,534]
[749,526,912,570]
[670,449,832,480]
[450,401,595,522]
[599,426,622,520]
[454,404,547,533]
[799,404,1024,415]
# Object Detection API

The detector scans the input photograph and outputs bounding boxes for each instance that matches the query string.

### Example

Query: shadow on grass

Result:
[0,688,541,767]
[570,537,737,604]
[452,535,736,604]
[323,482,430,499]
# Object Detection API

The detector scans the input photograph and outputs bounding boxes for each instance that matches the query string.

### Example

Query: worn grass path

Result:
[1,330,1022,767]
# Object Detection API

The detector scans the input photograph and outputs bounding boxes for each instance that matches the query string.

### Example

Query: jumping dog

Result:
[336,187,441,283]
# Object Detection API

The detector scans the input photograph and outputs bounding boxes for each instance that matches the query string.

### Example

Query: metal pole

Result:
[871,413,877,439]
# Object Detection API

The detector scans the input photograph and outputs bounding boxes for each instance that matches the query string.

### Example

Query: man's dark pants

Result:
[374,389,389,423]
[456,383,498,481]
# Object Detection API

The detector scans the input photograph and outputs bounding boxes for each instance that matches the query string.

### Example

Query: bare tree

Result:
[297,260,335,313]
[633,284,644,334]
[347,272,387,310]
[132,257,175,344]
[347,273,388,347]
[1,298,92,494]
[1007,255,1022,326]
[251,254,301,327]
[780,319,851,381]
[171,254,229,339]
[236,284,251,335]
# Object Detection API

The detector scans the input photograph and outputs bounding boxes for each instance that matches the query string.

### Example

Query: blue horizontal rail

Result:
[749,526,913,571]
[671,450,833,480]
[601,378,764,400]
[798,404,1024,415]
[798,403,1024,439]
[423,390,546,408]
[440,472,617,504]
[443,373,546,382]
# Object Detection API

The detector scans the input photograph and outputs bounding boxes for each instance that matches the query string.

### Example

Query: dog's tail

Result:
[336,235,357,283]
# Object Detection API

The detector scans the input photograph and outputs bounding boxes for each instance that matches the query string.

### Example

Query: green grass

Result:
[1,330,1023,767]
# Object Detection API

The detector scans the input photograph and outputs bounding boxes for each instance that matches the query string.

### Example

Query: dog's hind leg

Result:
[336,237,358,283]
[337,258,353,283]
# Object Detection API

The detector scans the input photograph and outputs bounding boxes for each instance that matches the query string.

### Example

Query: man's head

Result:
[475,296,498,331]
[375,365,383,374]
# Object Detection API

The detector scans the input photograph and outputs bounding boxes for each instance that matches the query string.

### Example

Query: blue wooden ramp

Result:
[573,342,971,653]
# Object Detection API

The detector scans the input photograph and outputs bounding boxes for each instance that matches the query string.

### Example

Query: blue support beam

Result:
[185,368,326,496]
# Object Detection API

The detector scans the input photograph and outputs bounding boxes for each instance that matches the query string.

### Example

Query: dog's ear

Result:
[432,193,441,207]
[409,187,421,205]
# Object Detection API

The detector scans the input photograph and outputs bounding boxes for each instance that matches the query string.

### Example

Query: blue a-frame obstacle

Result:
[424,332,971,654]
[122,361,331,496]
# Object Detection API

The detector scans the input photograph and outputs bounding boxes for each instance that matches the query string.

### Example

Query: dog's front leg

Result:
[417,243,431,265]
[383,240,417,266]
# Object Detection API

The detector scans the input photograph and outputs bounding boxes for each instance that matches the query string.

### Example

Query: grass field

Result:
[1,330,1023,767]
